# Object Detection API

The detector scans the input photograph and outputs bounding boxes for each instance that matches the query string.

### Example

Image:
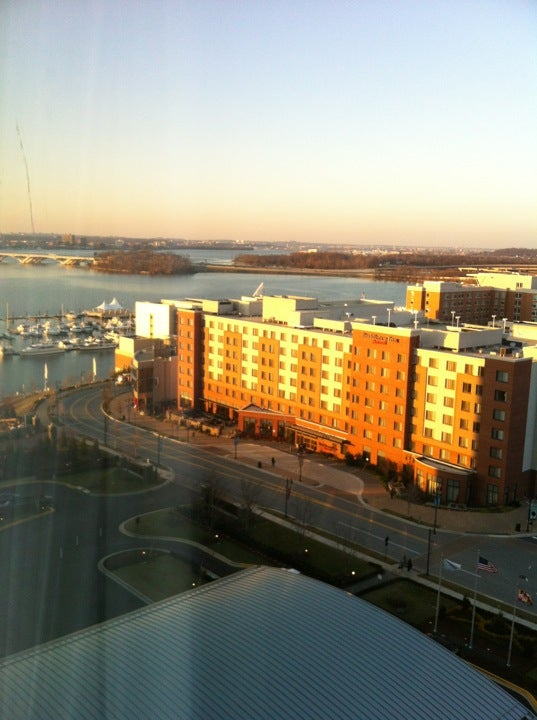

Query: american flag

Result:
[478,555,498,573]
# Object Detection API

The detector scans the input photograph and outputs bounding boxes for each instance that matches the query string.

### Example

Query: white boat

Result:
[20,342,65,357]
[77,338,117,351]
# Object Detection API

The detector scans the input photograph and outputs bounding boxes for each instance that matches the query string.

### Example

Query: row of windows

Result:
[428,358,484,376]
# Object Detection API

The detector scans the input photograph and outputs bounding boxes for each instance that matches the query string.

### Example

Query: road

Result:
[60,384,537,619]
[2,384,536,657]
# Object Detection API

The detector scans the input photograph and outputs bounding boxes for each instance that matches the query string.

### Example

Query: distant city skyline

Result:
[1,1,536,248]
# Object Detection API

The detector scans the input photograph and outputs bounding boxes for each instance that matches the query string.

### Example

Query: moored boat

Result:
[20,342,65,357]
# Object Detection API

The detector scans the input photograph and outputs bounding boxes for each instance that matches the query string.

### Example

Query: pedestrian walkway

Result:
[105,393,530,537]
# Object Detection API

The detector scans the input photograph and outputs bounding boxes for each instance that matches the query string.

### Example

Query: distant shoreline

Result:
[195,262,537,283]
[194,264,462,283]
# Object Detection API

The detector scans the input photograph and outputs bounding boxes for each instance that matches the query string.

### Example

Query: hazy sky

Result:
[1,1,536,247]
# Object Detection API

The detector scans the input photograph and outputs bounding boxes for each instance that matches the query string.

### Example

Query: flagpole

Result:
[469,548,480,650]
[434,555,444,634]
[507,586,518,669]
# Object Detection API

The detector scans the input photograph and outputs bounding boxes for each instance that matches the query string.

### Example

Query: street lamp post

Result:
[426,528,432,576]
[285,478,292,518]
[297,450,304,482]
[233,435,239,459]
[433,485,441,534]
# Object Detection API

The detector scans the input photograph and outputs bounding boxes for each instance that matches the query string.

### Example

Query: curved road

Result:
[2,384,536,658]
[62,385,537,618]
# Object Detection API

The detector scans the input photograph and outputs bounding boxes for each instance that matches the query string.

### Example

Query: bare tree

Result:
[199,472,224,532]
[239,477,262,532]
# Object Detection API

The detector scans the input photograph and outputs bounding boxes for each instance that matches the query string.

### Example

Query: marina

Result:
[0,257,407,398]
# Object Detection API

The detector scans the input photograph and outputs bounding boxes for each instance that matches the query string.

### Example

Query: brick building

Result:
[124,291,537,507]
[407,273,537,326]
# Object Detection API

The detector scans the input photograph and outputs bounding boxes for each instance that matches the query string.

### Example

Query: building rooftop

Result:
[0,566,532,719]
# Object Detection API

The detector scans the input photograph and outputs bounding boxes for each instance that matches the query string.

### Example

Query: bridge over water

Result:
[0,252,94,267]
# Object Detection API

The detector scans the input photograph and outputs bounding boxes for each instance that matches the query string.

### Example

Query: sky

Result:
[1,0,536,248]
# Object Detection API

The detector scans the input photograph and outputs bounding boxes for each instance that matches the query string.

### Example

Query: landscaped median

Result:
[116,502,537,703]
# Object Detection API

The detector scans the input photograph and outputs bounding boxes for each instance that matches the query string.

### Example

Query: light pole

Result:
[451,310,455,327]
[507,571,531,668]
[297,449,304,483]
[233,435,239,459]
[433,484,441,535]
[426,528,433,576]
[285,478,292,518]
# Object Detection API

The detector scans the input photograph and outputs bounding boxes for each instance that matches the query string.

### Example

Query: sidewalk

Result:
[108,393,529,537]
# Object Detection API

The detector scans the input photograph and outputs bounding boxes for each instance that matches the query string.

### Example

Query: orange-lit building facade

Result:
[407,274,537,326]
[171,294,537,507]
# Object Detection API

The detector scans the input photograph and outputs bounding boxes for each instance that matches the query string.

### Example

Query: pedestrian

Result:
[271,457,275,467]
[407,558,412,572]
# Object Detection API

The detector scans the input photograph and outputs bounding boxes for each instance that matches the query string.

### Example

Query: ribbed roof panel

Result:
[0,566,533,720]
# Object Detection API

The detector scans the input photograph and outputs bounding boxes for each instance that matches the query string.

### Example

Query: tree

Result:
[239,477,262,533]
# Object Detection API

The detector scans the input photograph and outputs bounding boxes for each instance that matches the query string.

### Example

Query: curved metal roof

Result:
[0,566,533,719]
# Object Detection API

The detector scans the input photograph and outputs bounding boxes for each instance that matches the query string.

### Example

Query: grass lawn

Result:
[360,578,456,626]
[124,508,271,566]
[125,508,378,585]
[112,554,207,601]
[361,579,537,697]
[63,466,164,494]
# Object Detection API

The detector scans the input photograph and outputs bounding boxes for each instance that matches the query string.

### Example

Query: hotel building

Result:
[407,272,537,326]
[124,290,537,508]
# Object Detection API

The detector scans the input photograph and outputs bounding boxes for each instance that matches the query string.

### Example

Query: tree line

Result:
[94,250,194,275]
[232,248,537,273]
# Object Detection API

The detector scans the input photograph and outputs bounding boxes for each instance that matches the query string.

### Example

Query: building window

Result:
[495,370,509,383]
[488,466,501,479]
[490,447,503,459]
[487,484,499,505]
[492,409,506,421]
[494,389,507,402]
[446,478,459,502]
[462,382,472,393]
[491,428,504,440]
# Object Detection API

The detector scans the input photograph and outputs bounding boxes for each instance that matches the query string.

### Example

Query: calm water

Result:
[0,252,407,398]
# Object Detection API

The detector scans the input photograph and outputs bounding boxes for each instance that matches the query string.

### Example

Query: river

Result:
[0,249,408,399]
